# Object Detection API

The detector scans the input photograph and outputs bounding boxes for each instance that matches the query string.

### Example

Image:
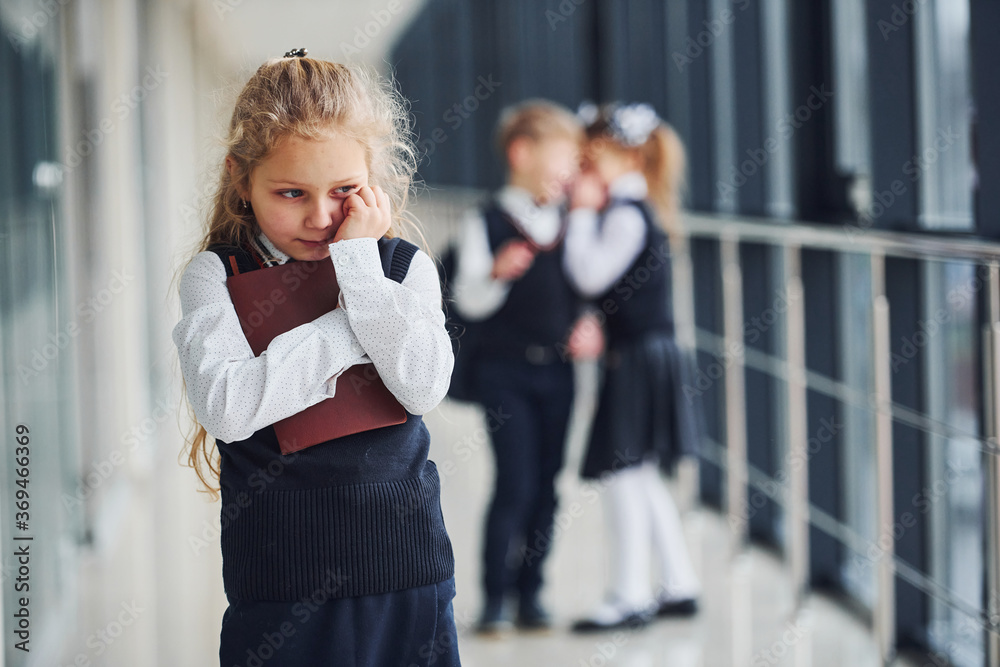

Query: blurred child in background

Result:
[451,99,600,635]
[563,102,703,632]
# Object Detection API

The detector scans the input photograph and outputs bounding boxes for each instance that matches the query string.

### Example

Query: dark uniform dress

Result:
[580,199,704,480]
[206,238,460,667]
[471,201,581,603]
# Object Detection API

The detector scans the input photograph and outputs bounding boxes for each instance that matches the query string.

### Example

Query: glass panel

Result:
[838,252,877,608]
[923,260,984,666]
[0,16,79,666]
[691,238,726,508]
[742,243,785,545]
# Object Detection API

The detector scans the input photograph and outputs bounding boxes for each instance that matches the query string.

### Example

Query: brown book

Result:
[225,257,406,455]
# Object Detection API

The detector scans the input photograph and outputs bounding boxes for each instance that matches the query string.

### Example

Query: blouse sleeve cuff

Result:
[328,237,382,288]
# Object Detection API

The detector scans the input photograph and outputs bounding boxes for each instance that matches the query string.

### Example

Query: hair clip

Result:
[576,101,599,126]
[283,47,308,58]
[608,102,660,147]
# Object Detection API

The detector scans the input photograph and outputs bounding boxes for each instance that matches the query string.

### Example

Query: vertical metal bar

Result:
[982,263,1000,667]
[762,0,795,219]
[784,244,810,607]
[721,235,748,551]
[710,0,737,214]
[730,553,754,666]
[871,251,896,665]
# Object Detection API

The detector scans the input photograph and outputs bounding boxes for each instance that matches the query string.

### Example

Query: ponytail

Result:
[640,122,687,246]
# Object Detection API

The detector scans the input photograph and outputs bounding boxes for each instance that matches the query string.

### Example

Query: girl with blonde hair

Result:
[172,51,459,664]
[565,102,703,632]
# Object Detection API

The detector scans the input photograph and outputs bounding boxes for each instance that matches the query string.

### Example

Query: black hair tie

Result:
[283,47,308,58]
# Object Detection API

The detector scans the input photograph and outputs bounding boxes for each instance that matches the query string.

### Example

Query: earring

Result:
[241,199,248,210]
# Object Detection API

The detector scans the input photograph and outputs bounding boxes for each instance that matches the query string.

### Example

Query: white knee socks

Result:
[639,461,701,601]
[602,460,700,609]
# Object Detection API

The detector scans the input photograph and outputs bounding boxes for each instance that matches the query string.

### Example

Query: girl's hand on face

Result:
[333,185,392,243]
[570,172,607,211]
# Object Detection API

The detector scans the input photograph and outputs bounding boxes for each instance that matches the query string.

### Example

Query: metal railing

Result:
[681,212,1000,666]
[412,189,1000,666]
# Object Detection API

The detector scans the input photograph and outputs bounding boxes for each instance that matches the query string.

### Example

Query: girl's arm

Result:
[563,204,648,298]
[172,251,368,442]
[330,237,454,415]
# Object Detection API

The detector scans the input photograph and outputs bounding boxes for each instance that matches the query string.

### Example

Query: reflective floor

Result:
[426,362,914,667]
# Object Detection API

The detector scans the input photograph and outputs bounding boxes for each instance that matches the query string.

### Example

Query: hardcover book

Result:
[225,257,406,455]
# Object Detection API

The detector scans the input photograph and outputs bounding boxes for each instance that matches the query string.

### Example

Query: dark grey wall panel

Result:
[801,249,843,588]
[731,0,767,216]
[885,257,929,650]
[970,0,1000,239]
[864,0,919,230]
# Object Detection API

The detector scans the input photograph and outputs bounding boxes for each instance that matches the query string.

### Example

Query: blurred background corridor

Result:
[2,0,1000,665]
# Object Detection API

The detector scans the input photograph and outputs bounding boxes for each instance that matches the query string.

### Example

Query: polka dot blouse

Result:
[171,232,454,443]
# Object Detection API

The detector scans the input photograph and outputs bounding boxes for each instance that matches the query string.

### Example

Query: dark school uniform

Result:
[579,199,704,480]
[207,238,460,667]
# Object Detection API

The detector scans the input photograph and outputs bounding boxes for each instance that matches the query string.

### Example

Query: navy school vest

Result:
[477,202,580,360]
[598,199,675,343]
[204,237,454,601]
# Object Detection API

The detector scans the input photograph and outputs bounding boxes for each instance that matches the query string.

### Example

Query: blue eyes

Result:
[278,186,357,199]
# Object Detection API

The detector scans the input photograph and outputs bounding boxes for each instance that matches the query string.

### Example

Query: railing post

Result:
[871,251,896,665]
[721,235,748,551]
[783,244,810,607]
[982,262,1000,667]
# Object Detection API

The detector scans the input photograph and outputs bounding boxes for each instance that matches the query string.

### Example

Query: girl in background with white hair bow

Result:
[564,102,704,632]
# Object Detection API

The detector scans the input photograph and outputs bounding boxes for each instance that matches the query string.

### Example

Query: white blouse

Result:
[563,171,650,298]
[171,231,454,443]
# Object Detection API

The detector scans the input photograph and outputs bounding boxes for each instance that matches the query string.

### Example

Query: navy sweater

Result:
[206,238,455,601]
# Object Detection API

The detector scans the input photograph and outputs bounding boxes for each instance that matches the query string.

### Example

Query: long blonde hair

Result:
[584,105,688,245]
[176,56,422,499]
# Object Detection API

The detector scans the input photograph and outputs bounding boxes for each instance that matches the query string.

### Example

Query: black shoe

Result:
[475,597,510,637]
[571,604,652,633]
[655,598,698,617]
[516,595,553,631]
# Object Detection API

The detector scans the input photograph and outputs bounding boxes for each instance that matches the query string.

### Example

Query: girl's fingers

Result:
[373,185,391,214]
[357,185,378,209]
[343,192,364,216]
[343,192,361,210]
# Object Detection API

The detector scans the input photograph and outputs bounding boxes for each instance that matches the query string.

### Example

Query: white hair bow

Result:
[610,103,660,147]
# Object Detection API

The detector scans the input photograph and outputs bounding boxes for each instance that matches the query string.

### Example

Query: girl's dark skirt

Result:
[219,577,460,667]
[581,331,704,480]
